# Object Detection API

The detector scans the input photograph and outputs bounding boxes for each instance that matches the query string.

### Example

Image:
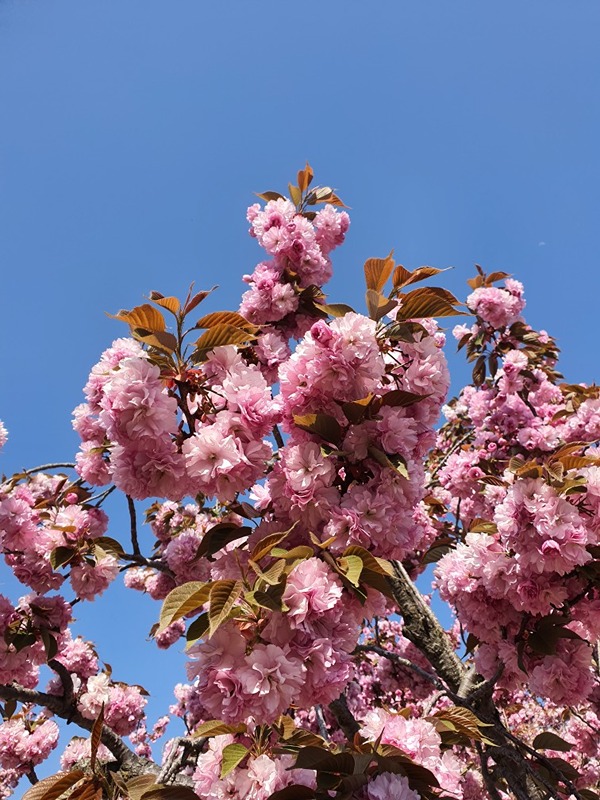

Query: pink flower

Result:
[238,643,304,721]
[70,555,119,600]
[282,558,343,629]
[367,773,420,800]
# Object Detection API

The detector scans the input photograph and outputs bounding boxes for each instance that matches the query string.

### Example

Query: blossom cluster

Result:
[3,179,600,800]
[434,278,600,707]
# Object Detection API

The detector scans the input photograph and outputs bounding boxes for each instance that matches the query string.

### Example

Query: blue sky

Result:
[1,0,600,782]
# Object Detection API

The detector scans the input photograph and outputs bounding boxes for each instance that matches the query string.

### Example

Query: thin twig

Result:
[353,644,443,690]
[428,431,472,481]
[273,425,285,450]
[314,705,330,741]
[120,552,173,575]
[89,485,116,506]
[17,463,76,476]
[127,495,141,555]
[26,768,38,785]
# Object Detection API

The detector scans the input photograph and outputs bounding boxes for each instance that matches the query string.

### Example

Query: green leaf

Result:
[313,302,356,317]
[193,719,247,738]
[270,545,314,560]
[185,612,209,645]
[141,787,200,800]
[93,536,125,559]
[532,732,573,752]
[294,413,343,446]
[220,743,249,778]
[367,446,409,478]
[251,529,293,562]
[208,580,243,636]
[50,546,75,570]
[343,545,393,576]
[338,555,363,587]
[195,524,250,560]
[380,389,427,408]
[267,786,317,800]
[158,581,211,632]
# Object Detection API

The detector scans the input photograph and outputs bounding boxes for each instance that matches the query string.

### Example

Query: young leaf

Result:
[108,303,166,333]
[89,703,104,772]
[191,324,256,362]
[195,311,258,333]
[365,289,397,321]
[364,252,395,292]
[396,287,466,320]
[132,329,178,354]
[183,286,217,316]
[394,265,447,289]
[148,293,181,315]
[297,162,314,193]
[255,190,286,202]
[288,183,302,207]
[22,771,85,800]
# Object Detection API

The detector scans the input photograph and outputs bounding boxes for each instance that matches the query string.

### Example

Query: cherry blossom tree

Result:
[0,166,599,800]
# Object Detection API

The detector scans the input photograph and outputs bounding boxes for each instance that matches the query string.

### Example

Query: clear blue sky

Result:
[1,0,600,782]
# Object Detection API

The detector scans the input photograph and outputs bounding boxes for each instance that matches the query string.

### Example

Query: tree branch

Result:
[328,693,360,741]
[0,682,138,770]
[389,560,465,693]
